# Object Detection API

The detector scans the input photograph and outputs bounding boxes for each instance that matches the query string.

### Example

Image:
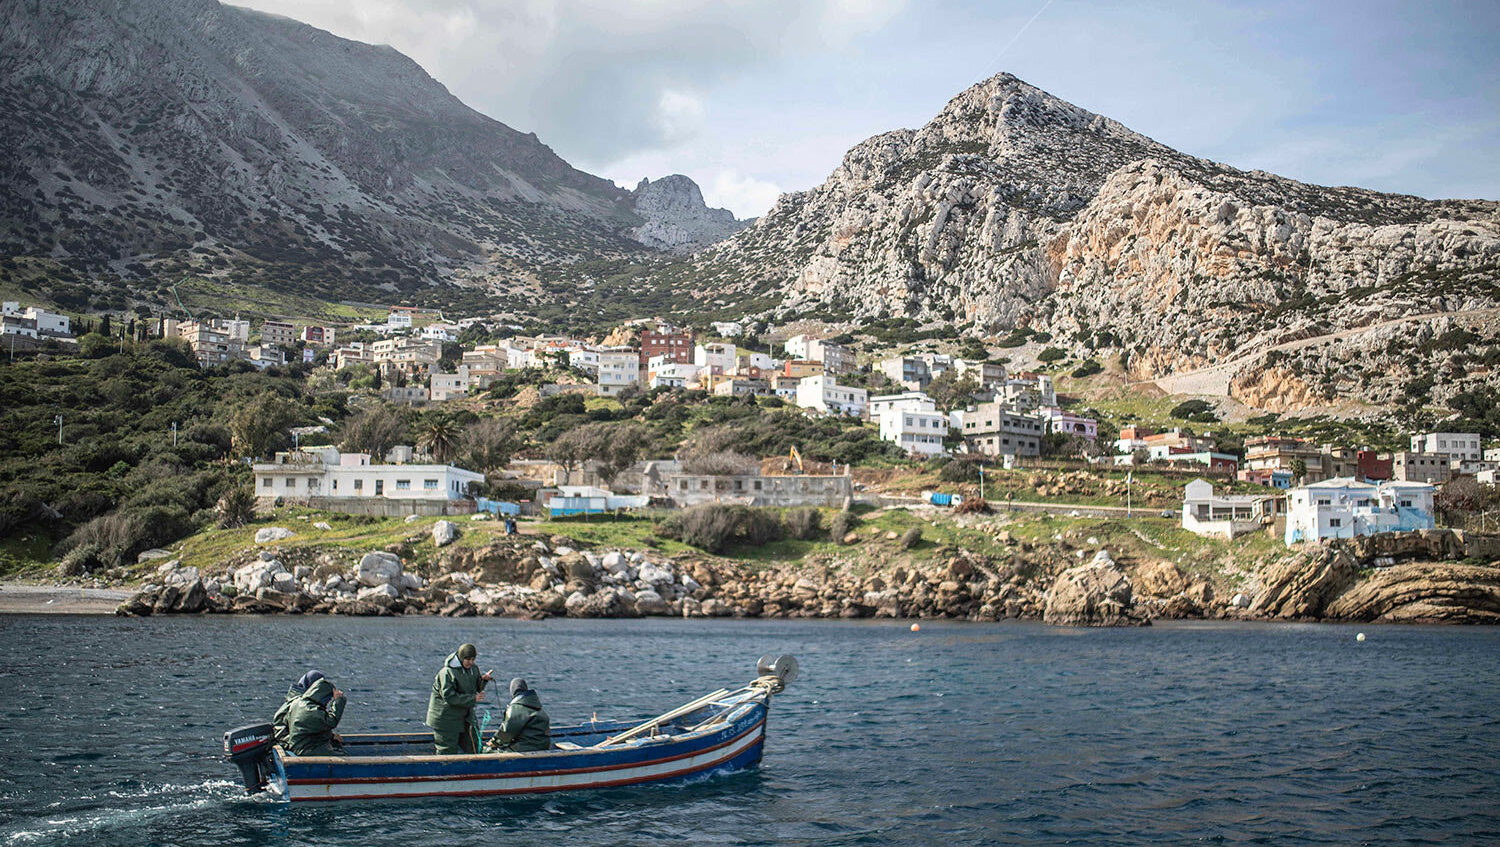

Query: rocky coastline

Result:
[112,522,1500,626]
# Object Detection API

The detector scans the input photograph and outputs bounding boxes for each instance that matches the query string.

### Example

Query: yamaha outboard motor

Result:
[224,723,276,794]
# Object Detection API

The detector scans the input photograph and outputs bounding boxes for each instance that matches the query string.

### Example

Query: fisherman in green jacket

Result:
[425,643,493,755]
[487,678,552,753]
[285,677,346,756]
[272,670,325,745]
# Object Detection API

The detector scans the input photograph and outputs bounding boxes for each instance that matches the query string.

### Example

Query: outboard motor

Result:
[223,723,276,794]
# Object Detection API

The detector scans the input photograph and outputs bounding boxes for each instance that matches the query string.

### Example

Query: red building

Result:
[640,329,694,366]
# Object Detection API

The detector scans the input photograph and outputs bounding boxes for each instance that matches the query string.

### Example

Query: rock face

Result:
[1250,548,1357,620]
[357,552,403,587]
[629,175,749,252]
[686,72,1500,412]
[1043,550,1142,626]
[1323,563,1500,623]
[0,0,644,299]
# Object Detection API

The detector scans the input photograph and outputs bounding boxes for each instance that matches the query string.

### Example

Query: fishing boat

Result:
[223,654,797,802]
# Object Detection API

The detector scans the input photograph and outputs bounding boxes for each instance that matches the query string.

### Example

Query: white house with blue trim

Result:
[1283,477,1435,546]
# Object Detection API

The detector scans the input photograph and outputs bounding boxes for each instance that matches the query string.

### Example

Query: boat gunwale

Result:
[278,698,766,768]
[287,727,768,802]
[286,716,767,785]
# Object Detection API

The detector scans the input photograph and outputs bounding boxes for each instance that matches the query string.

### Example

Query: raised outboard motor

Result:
[223,723,276,794]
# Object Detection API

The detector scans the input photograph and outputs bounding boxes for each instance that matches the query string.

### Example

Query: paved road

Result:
[867,494,1169,519]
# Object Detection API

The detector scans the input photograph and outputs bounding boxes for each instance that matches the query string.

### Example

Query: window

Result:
[396,480,411,490]
[424,479,439,489]
[753,480,763,491]
[1329,518,1342,527]
[285,478,295,489]
[354,479,363,491]
[374,480,384,495]
[263,478,272,489]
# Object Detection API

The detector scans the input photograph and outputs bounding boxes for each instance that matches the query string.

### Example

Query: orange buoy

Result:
[910,623,920,632]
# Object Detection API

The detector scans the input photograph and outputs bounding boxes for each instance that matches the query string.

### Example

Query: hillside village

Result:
[8,297,1497,560]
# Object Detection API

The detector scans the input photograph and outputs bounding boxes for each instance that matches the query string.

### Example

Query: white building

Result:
[598,350,641,396]
[795,374,867,417]
[648,362,700,390]
[710,321,744,337]
[421,323,458,342]
[783,335,853,374]
[2,302,72,337]
[1284,477,1436,546]
[1181,479,1277,539]
[877,356,931,391]
[879,407,950,456]
[1486,447,1500,463]
[868,392,936,420]
[1410,432,1481,463]
[566,347,601,374]
[694,342,737,374]
[387,310,414,329]
[954,358,1007,389]
[430,366,470,402]
[1040,407,1099,440]
[253,447,484,507]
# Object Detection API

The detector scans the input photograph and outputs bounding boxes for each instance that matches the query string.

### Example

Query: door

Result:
[375,480,384,496]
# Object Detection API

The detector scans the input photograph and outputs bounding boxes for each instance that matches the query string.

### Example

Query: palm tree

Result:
[418,415,459,463]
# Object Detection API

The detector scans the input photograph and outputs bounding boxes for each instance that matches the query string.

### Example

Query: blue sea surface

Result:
[0,616,1497,846]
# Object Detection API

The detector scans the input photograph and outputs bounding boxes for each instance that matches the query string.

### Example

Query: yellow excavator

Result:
[786,445,804,474]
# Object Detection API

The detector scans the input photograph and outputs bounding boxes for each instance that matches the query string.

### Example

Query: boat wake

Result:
[2,779,244,845]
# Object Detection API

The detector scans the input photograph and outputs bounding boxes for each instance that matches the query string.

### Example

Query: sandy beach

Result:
[0,583,134,615]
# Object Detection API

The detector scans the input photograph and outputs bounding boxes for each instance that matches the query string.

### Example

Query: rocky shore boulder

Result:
[1250,547,1357,619]
[1323,562,1500,623]
[1043,550,1143,626]
[357,552,404,587]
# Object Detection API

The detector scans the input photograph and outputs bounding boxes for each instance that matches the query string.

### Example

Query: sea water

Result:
[0,616,1497,846]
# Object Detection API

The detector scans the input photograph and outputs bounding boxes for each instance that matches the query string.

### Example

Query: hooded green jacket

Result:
[272,682,300,744]
[285,679,346,756]
[425,652,487,733]
[496,690,551,752]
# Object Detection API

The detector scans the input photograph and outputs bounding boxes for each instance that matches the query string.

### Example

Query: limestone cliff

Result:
[629,175,749,253]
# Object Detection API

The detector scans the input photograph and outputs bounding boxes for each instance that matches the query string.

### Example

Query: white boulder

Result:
[433,520,459,547]
[357,583,401,601]
[638,563,674,586]
[634,590,668,615]
[271,571,297,593]
[357,551,404,587]
[601,552,629,575]
[255,527,294,544]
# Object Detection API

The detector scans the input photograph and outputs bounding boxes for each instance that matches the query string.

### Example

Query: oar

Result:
[595,688,732,747]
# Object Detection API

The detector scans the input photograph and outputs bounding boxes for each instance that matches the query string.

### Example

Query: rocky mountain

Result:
[629,175,749,253]
[686,73,1500,411]
[0,0,648,302]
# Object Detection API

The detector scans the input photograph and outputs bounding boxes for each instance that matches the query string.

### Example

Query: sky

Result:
[235,0,1500,219]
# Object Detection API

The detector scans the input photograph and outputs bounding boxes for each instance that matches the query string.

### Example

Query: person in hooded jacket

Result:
[425,643,493,754]
[272,670,325,745]
[488,678,551,753]
[285,677,346,756]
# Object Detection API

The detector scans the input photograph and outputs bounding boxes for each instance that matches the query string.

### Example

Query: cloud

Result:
[706,171,784,220]
[236,0,909,165]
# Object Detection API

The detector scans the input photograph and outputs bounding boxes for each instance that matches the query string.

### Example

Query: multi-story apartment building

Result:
[781,360,825,379]
[372,337,442,377]
[1410,432,1482,463]
[429,366,470,402]
[1390,451,1452,485]
[954,358,1007,389]
[300,325,336,346]
[260,320,295,347]
[1240,435,1328,482]
[1284,478,1435,545]
[951,402,1045,459]
[694,342,737,375]
[597,350,641,396]
[877,356,931,391]
[795,374,867,417]
[879,406,950,457]
[640,328,694,367]
[2,302,72,337]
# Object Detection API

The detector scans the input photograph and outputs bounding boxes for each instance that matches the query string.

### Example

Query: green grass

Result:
[174,277,385,324]
[0,535,57,579]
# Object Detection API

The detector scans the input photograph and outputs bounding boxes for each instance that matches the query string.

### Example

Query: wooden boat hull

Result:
[275,698,770,802]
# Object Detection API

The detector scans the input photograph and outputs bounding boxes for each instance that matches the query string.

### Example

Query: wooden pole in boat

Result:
[596,688,732,747]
